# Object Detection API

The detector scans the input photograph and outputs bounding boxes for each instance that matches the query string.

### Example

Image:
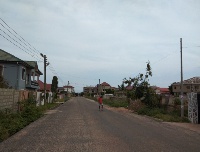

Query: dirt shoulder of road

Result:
[105,106,200,134]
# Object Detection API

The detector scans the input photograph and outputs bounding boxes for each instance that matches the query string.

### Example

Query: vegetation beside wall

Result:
[86,96,129,108]
[103,98,129,108]
[0,98,61,142]
[136,105,189,122]
[119,61,189,122]
[86,95,189,123]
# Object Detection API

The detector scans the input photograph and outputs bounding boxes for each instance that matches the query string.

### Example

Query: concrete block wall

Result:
[0,89,53,112]
[0,88,19,112]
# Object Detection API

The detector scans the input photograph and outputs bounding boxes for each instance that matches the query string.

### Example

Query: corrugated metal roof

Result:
[0,49,23,62]
[25,61,43,75]
[0,49,43,75]
[26,61,37,67]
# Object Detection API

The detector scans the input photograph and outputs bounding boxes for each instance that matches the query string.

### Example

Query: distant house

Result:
[83,86,95,94]
[38,80,51,92]
[101,82,111,90]
[158,88,170,95]
[96,82,112,94]
[63,85,75,94]
[111,87,118,91]
[83,82,117,95]
[0,49,42,90]
[151,86,170,95]
[57,85,75,99]
[172,77,200,95]
[57,87,64,93]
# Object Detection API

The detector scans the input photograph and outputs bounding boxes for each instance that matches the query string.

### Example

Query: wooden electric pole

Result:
[40,53,49,104]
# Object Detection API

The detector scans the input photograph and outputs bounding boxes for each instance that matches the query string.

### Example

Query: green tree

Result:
[123,61,158,107]
[168,84,174,95]
[51,76,58,93]
[104,89,114,94]
[118,82,125,91]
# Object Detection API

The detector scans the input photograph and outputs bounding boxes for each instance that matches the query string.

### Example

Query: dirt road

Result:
[0,97,200,152]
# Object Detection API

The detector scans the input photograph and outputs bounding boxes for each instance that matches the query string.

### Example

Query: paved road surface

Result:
[0,97,200,152]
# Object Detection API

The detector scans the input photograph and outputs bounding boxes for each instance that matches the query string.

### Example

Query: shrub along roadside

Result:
[0,101,60,142]
[137,106,189,122]
[103,99,129,108]
[86,96,129,108]
[86,96,189,123]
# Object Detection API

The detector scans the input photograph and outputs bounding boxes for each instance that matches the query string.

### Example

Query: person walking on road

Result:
[98,95,103,111]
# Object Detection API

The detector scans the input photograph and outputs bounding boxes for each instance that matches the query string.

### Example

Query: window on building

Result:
[195,86,199,90]
[0,65,3,76]
[28,74,29,82]
[174,86,176,89]
[186,86,190,89]
[22,68,26,80]
[26,74,29,84]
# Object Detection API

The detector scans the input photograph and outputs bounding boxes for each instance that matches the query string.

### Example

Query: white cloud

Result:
[0,0,200,92]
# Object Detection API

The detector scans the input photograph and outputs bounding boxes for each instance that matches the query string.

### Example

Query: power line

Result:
[0,26,43,61]
[0,28,41,60]
[151,51,179,65]
[0,18,42,57]
[0,26,97,86]
[0,18,65,86]
[0,33,37,59]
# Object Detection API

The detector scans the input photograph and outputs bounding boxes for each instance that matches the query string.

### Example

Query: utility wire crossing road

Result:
[0,97,200,152]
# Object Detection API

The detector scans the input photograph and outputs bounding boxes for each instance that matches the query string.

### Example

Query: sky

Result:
[0,0,200,92]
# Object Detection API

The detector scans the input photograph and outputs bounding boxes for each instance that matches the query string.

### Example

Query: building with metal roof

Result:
[0,49,43,90]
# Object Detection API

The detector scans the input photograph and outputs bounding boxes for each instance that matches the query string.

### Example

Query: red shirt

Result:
[98,97,103,104]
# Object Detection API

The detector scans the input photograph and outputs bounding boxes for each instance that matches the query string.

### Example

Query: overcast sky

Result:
[0,0,200,92]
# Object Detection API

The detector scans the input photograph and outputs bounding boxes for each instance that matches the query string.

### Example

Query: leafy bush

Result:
[0,126,9,142]
[103,99,129,108]
[123,61,153,102]
[137,106,189,122]
[174,98,181,106]
[142,88,161,107]
[21,105,43,124]
[137,107,165,116]
[0,111,26,142]
[0,99,60,142]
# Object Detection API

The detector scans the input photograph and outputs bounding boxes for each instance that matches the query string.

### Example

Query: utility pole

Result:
[99,79,100,95]
[67,81,69,94]
[97,79,100,96]
[44,55,47,104]
[180,38,184,117]
[40,53,49,104]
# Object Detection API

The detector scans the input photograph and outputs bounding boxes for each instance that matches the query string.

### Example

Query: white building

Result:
[63,85,75,93]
